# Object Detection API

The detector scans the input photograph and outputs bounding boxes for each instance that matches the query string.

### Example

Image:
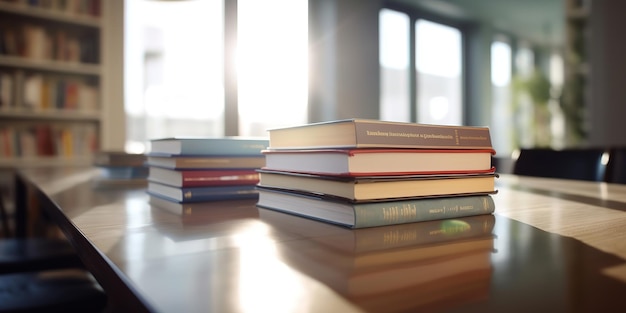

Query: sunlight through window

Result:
[415,20,462,125]
[238,0,308,136]
[379,9,410,122]
[125,0,308,152]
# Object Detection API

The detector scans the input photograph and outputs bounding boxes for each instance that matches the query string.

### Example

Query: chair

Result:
[605,147,626,184]
[513,148,608,181]
[0,188,107,312]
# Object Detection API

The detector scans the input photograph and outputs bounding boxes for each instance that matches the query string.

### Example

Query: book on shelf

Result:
[146,155,265,170]
[259,208,496,254]
[256,187,496,228]
[147,181,258,203]
[267,118,492,150]
[20,74,99,112]
[0,71,13,108]
[148,167,259,188]
[149,137,268,156]
[257,169,497,201]
[262,148,496,176]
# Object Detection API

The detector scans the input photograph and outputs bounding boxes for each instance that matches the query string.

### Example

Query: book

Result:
[147,182,258,203]
[146,155,265,170]
[149,137,268,156]
[256,187,496,228]
[267,118,492,150]
[259,208,496,254]
[257,170,497,201]
[262,148,496,176]
[94,151,147,167]
[148,167,259,188]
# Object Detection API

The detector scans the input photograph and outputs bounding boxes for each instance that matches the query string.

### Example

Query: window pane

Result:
[124,0,224,153]
[415,20,462,125]
[379,9,410,122]
[238,0,308,136]
[490,40,512,154]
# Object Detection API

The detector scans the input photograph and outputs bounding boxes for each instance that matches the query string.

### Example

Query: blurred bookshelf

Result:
[0,0,103,168]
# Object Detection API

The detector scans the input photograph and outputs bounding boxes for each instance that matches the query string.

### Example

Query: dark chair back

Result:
[605,147,626,184]
[513,148,608,181]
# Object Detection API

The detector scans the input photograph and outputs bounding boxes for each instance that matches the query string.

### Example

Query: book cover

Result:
[262,148,496,176]
[257,187,496,228]
[267,119,492,150]
[149,137,268,156]
[147,181,258,203]
[257,169,497,201]
[146,155,265,170]
[148,167,259,187]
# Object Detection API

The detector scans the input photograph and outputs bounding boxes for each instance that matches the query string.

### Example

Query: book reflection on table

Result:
[149,195,259,232]
[259,209,495,312]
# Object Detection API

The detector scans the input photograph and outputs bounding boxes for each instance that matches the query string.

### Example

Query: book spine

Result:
[353,195,495,228]
[181,171,259,187]
[354,120,492,149]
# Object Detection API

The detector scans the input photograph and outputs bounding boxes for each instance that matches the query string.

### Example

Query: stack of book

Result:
[146,137,268,213]
[93,151,148,187]
[256,119,497,228]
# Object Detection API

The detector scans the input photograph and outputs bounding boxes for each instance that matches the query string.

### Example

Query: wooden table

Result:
[15,167,626,312]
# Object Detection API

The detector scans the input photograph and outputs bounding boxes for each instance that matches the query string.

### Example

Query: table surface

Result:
[16,167,626,313]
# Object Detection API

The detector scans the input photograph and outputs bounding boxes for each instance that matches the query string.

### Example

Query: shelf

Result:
[0,55,101,76]
[0,2,101,28]
[0,0,103,170]
[0,109,102,121]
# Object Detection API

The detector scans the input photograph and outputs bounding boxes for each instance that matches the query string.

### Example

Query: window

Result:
[379,9,464,126]
[124,0,308,153]
[379,9,410,122]
[415,19,462,125]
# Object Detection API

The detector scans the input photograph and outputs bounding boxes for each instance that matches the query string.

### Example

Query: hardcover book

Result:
[147,182,258,203]
[148,167,259,187]
[262,148,496,176]
[256,187,496,228]
[267,119,492,150]
[149,137,268,156]
[257,170,497,201]
[94,151,147,167]
[146,155,265,170]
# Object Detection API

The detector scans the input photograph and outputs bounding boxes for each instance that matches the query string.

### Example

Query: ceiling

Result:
[395,0,565,47]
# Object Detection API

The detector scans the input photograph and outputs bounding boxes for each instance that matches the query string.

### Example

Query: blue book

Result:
[147,182,258,203]
[149,137,269,156]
